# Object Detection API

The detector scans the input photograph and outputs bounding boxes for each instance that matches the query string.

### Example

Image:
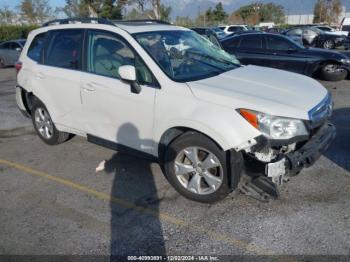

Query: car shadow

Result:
[103,123,166,259]
[323,107,350,172]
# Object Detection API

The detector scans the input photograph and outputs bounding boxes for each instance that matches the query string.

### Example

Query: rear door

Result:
[263,35,307,74]
[33,29,84,131]
[230,34,267,66]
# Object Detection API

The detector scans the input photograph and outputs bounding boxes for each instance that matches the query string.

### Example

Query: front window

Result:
[134,30,240,82]
[266,35,304,50]
[86,30,154,85]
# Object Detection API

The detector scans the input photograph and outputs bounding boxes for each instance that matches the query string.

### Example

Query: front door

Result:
[81,29,157,155]
[264,35,307,74]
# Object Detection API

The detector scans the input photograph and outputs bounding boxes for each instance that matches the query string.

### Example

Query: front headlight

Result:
[340,58,350,64]
[239,109,309,140]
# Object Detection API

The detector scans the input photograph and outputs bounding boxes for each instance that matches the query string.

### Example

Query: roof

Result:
[115,23,187,34]
[41,18,188,34]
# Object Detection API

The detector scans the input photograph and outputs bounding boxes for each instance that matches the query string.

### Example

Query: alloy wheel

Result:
[323,40,334,49]
[174,146,223,195]
[34,107,54,139]
[324,64,345,74]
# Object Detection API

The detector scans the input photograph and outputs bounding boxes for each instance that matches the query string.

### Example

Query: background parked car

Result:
[313,25,349,37]
[218,25,249,35]
[284,27,348,49]
[210,27,228,39]
[190,27,222,48]
[0,39,26,67]
[221,32,350,81]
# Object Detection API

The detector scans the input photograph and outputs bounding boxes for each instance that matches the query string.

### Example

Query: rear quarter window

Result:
[27,33,46,62]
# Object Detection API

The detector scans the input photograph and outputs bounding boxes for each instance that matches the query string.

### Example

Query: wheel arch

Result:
[158,126,244,191]
[313,59,343,75]
[157,126,225,165]
[19,87,38,116]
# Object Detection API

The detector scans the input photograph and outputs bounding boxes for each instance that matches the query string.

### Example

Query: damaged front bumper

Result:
[245,121,336,185]
[266,121,336,183]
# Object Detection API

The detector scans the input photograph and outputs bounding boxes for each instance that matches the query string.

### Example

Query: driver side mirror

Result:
[118,65,141,94]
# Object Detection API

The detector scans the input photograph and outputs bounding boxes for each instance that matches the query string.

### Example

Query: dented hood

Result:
[187,65,328,120]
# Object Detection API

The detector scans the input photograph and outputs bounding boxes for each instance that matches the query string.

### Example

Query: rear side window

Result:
[287,29,302,36]
[28,33,46,62]
[239,35,263,49]
[222,37,240,50]
[228,26,242,32]
[45,29,83,70]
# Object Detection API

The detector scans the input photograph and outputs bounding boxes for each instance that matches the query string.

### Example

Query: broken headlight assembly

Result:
[239,109,309,140]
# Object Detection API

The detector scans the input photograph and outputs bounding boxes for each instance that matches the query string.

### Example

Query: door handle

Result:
[83,83,96,92]
[36,72,45,80]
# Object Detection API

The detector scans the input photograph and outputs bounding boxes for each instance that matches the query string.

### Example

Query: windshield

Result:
[134,30,240,82]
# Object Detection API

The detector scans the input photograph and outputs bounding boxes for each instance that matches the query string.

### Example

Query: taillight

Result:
[15,61,22,74]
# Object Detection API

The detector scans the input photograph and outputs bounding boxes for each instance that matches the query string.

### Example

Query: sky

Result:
[1,0,350,19]
[0,0,65,10]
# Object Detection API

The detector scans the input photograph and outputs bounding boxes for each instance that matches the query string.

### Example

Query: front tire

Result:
[164,131,234,203]
[31,100,69,145]
[320,64,347,81]
[323,40,335,49]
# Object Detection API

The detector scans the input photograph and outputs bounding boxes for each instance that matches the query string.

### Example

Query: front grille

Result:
[308,93,333,127]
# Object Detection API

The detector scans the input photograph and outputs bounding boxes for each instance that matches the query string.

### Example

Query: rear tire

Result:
[31,100,69,145]
[164,131,237,203]
[320,64,347,81]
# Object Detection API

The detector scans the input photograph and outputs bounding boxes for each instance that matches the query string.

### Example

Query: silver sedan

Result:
[0,39,26,67]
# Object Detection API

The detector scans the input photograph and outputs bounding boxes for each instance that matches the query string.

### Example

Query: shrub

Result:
[0,24,39,42]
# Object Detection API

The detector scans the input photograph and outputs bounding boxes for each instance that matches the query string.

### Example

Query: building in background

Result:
[285,5,350,25]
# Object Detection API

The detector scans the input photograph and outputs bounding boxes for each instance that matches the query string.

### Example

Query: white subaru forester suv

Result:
[16,18,336,203]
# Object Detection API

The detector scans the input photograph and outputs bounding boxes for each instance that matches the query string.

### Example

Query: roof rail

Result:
[111,19,171,25]
[42,17,116,27]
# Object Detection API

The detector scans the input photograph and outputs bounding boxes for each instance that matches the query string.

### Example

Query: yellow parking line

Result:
[0,158,292,258]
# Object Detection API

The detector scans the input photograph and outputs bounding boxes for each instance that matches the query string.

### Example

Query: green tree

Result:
[58,0,89,18]
[19,0,53,24]
[314,0,342,24]
[0,6,16,24]
[212,2,227,23]
[175,16,194,27]
[233,2,284,25]
[159,4,171,21]
[259,3,284,23]
[100,0,122,19]
[313,0,343,24]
